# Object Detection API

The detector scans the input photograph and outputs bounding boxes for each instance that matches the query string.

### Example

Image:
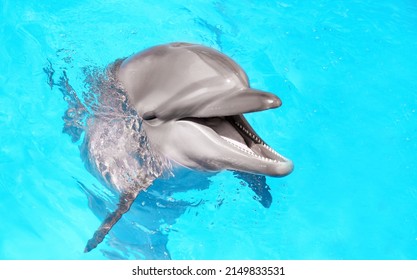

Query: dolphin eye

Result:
[143,111,156,121]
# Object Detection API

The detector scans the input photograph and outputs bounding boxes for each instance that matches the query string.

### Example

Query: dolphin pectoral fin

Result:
[84,190,140,253]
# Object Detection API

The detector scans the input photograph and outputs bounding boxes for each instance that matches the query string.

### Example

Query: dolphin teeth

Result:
[232,121,282,162]
[221,136,255,156]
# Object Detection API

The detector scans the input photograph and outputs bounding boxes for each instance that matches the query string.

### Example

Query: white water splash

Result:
[54,59,172,195]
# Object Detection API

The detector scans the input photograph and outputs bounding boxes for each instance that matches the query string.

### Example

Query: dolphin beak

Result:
[153,88,283,121]
[206,88,282,116]
[158,88,293,177]
[147,89,293,177]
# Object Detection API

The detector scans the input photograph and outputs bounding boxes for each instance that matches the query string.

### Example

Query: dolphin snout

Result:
[261,92,282,109]
[267,159,294,177]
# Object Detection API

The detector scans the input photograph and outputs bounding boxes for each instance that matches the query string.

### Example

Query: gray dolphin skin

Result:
[84,42,293,252]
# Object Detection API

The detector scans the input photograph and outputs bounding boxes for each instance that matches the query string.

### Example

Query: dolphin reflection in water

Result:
[51,42,294,252]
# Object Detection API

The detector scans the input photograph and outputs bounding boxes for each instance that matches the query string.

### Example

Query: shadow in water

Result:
[76,168,211,259]
[233,171,272,208]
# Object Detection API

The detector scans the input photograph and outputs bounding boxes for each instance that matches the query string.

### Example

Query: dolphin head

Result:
[117,42,293,177]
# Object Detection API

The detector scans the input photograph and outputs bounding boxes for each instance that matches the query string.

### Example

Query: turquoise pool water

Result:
[1,0,417,260]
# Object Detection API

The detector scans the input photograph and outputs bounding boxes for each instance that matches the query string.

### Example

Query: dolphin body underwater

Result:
[83,42,293,252]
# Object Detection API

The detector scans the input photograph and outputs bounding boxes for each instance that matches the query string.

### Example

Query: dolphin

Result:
[84,42,293,252]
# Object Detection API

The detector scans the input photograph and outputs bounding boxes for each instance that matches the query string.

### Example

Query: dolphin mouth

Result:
[179,114,293,176]
[226,115,289,162]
